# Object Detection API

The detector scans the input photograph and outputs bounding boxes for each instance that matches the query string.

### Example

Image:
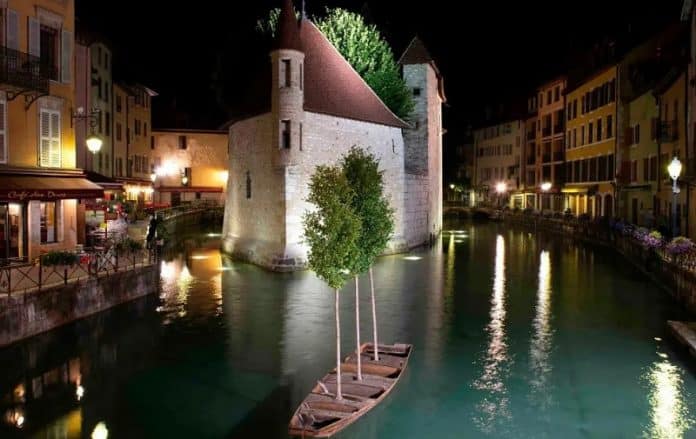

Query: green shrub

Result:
[42,251,79,267]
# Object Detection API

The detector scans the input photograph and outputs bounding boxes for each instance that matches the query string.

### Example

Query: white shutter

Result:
[61,30,72,83]
[50,112,61,167]
[6,9,18,50]
[39,111,51,166]
[0,100,6,163]
[28,16,40,57]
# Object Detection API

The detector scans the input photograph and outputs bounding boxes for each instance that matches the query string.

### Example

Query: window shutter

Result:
[6,9,19,50]
[40,111,50,166]
[0,100,5,163]
[28,16,40,57]
[61,30,73,84]
[50,112,61,167]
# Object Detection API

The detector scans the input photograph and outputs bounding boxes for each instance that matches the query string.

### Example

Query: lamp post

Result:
[540,182,552,212]
[72,107,103,158]
[495,182,507,208]
[668,157,682,238]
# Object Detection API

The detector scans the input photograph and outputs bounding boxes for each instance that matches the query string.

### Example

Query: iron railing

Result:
[0,247,155,297]
[0,46,55,94]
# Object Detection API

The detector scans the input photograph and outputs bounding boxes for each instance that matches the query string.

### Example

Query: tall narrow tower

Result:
[400,37,446,240]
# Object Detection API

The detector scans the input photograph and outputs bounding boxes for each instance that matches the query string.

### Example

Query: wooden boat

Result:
[288,343,412,437]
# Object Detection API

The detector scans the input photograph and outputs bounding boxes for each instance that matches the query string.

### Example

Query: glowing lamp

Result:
[540,182,552,192]
[181,176,189,186]
[86,135,103,154]
[150,173,157,183]
[495,182,507,194]
[449,184,455,190]
[668,157,682,181]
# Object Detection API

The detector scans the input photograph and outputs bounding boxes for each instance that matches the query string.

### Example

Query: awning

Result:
[0,175,104,201]
[157,186,223,193]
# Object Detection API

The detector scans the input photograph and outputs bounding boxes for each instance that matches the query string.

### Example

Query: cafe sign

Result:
[0,189,104,202]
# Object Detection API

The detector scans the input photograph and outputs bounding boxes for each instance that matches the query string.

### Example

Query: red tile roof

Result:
[299,19,409,129]
[276,0,301,51]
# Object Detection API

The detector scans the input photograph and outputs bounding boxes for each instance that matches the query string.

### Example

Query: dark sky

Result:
[75,0,683,147]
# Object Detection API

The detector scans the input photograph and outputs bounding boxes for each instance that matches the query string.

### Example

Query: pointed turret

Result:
[276,0,302,51]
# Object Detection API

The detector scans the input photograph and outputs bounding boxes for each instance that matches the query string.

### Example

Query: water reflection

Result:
[529,250,553,413]
[473,235,511,433]
[643,359,694,438]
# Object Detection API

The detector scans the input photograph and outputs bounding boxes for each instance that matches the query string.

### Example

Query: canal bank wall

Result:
[0,266,158,347]
[503,215,696,315]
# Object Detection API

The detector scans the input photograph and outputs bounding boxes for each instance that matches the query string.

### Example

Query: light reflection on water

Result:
[529,250,553,412]
[472,235,511,433]
[643,359,694,438]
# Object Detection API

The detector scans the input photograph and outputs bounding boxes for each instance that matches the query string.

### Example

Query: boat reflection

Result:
[473,235,511,433]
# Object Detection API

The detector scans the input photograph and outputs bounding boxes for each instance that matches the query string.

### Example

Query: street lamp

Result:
[495,182,507,208]
[540,182,552,212]
[72,107,103,154]
[668,156,682,237]
[540,182,552,192]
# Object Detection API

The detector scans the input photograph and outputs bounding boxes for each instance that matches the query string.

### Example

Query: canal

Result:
[1,222,695,438]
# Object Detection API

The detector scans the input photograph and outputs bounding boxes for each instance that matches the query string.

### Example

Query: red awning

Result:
[0,175,104,201]
[157,186,223,193]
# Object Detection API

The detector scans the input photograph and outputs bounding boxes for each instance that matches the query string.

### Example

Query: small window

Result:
[105,112,111,136]
[144,122,148,137]
[116,123,122,141]
[282,120,291,149]
[178,135,187,150]
[607,115,613,138]
[299,123,303,151]
[633,123,639,144]
[282,59,291,87]
[116,95,122,113]
[246,171,252,199]
[413,88,421,96]
[150,136,155,150]
[300,63,304,91]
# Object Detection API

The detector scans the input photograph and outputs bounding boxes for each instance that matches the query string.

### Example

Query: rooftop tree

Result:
[341,147,395,363]
[257,7,414,120]
[303,165,362,400]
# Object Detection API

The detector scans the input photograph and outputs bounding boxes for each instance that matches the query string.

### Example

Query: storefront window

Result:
[40,201,58,244]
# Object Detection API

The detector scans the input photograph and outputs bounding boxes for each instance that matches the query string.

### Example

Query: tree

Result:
[257,7,414,120]
[303,165,362,400]
[341,147,394,362]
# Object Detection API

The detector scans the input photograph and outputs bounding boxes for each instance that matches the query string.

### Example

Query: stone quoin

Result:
[221,0,445,271]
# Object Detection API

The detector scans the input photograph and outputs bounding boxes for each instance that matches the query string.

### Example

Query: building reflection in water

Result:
[529,250,553,414]
[473,235,511,433]
[643,358,693,438]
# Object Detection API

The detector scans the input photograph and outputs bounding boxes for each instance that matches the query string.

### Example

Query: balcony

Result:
[658,120,679,143]
[0,46,53,98]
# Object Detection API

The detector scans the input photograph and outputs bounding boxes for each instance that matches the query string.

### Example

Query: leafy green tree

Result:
[303,165,362,400]
[257,7,414,120]
[341,147,395,362]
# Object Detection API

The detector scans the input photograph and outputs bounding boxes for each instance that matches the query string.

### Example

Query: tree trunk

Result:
[370,267,379,361]
[335,289,343,400]
[355,276,362,381]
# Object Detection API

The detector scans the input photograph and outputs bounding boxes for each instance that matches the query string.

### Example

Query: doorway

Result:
[171,192,181,207]
[0,203,25,264]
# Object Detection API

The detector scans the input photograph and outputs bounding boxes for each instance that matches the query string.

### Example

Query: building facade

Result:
[151,129,229,206]
[564,66,618,218]
[221,1,444,271]
[0,0,103,263]
[473,120,523,207]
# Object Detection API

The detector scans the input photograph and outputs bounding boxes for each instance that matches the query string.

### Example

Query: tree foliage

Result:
[257,7,414,120]
[303,165,362,290]
[341,147,395,275]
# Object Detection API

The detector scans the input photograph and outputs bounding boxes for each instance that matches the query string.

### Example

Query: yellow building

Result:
[564,66,618,218]
[0,0,103,263]
[620,91,659,226]
[654,71,689,237]
[151,129,229,206]
[113,83,157,204]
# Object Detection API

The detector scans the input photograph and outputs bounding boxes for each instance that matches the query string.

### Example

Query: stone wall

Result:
[0,266,158,347]
[403,173,431,249]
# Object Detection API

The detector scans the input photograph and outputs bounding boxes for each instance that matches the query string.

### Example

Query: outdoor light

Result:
[181,176,189,186]
[668,156,683,237]
[85,134,103,154]
[541,182,552,192]
[91,422,109,439]
[150,173,157,183]
[668,157,682,181]
[495,182,507,194]
[76,385,85,401]
[450,184,455,190]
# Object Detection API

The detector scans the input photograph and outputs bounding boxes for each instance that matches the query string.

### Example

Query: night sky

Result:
[76,0,683,148]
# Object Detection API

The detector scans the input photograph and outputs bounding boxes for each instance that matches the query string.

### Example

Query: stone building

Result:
[221,0,445,271]
[473,120,523,207]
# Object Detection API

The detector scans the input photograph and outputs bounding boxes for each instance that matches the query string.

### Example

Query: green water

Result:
[1,223,695,438]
